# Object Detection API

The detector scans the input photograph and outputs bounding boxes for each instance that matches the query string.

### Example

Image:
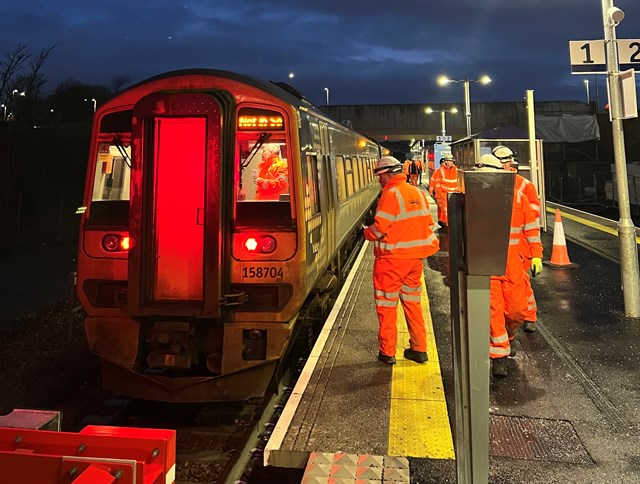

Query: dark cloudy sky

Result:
[1,0,639,106]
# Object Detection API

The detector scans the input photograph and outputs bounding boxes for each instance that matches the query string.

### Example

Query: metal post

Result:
[464,79,471,137]
[440,110,446,137]
[601,0,640,317]
[526,90,546,231]
[324,87,330,105]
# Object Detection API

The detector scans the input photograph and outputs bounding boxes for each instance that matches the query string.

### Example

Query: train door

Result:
[319,122,335,257]
[128,92,223,318]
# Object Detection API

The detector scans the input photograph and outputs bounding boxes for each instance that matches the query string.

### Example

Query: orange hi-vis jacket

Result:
[255,156,289,200]
[515,174,541,259]
[429,164,459,223]
[364,174,439,259]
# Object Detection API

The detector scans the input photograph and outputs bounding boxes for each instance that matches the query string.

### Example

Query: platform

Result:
[265,192,640,483]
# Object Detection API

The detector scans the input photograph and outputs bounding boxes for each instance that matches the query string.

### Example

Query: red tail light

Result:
[102,234,134,252]
[243,235,277,254]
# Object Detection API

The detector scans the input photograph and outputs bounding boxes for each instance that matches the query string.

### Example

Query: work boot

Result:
[404,348,428,364]
[523,321,537,333]
[378,352,396,365]
[491,357,508,377]
[509,345,517,357]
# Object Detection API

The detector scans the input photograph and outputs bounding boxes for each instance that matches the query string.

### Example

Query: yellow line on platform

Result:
[387,276,455,459]
[546,206,640,244]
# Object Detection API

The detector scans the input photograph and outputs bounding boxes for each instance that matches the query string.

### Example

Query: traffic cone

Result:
[547,209,577,268]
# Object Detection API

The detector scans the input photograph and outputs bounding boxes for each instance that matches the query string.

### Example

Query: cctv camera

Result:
[607,6,625,26]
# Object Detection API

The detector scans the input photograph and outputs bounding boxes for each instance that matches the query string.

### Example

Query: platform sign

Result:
[618,40,640,72]
[436,135,452,142]
[570,40,606,74]
[433,142,451,170]
[570,39,640,74]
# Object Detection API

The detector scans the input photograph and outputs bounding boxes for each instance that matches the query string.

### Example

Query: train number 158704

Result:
[242,266,284,279]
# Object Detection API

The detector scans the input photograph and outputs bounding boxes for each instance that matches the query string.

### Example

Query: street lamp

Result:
[438,75,491,137]
[288,72,295,82]
[84,98,97,113]
[425,106,459,137]
[0,104,5,120]
[324,87,330,105]
[583,79,590,104]
[12,89,26,97]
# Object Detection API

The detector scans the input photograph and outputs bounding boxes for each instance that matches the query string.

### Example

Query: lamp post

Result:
[425,106,459,137]
[84,98,97,112]
[438,75,491,137]
[584,79,590,104]
[324,87,330,105]
[600,0,640,316]
[0,104,5,120]
[288,72,295,82]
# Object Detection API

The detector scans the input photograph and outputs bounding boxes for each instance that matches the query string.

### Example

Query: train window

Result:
[345,157,354,198]
[306,155,320,216]
[88,140,131,226]
[352,157,361,192]
[358,157,365,188]
[236,136,292,226]
[335,156,347,202]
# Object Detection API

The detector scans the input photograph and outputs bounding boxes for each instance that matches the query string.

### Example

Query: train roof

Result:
[125,68,314,112]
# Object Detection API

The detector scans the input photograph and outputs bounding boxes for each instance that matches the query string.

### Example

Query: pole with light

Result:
[583,79,590,104]
[288,72,295,82]
[425,106,459,137]
[0,104,5,120]
[324,87,330,105]
[601,0,640,316]
[438,75,491,137]
[84,98,97,113]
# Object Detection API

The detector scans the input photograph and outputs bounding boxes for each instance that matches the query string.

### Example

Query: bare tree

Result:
[0,44,29,105]
[24,45,56,99]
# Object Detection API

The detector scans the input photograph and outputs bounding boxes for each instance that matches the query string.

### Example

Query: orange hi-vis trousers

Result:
[373,258,427,357]
[522,257,537,322]
[489,251,528,359]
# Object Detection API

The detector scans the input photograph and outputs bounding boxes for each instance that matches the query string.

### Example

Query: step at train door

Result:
[128,92,223,318]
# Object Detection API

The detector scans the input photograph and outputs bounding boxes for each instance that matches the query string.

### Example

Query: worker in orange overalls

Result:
[363,156,440,365]
[428,154,459,228]
[255,144,289,200]
[475,153,543,377]
[493,145,542,335]
[408,158,420,186]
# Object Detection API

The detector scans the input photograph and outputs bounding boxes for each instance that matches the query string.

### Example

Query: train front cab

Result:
[77,74,309,402]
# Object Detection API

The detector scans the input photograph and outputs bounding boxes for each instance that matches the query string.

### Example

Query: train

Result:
[76,69,381,402]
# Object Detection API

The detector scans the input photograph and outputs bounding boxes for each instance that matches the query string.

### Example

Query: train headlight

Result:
[243,235,277,254]
[244,237,259,252]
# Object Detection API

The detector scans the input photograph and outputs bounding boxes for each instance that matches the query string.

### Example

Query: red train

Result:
[76,69,381,402]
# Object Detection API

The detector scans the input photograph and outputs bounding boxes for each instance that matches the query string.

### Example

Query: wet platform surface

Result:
[266,192,640,483]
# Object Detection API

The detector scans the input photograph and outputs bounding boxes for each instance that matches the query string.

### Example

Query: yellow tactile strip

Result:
[387,277,455,459]
[301,452,410,483]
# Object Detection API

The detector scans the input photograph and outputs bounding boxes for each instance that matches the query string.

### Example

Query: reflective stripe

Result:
[492,333,509,344]
[376,234,438,251]
[376,210,396,222]
[400,293,421,302]
[376,289,399,299]
[527,235,541,243]
[509,238,521,245]
[370,225,384,239]
[375,299,398,307]
[491,347,511,357]
[401,284,421,293]
[510,227,522,234]
[523,221,539,231]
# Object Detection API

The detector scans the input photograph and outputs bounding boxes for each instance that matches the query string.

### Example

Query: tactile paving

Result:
[302,453,409,484]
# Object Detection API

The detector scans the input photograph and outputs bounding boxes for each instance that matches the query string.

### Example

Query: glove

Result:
[530,257,543,278]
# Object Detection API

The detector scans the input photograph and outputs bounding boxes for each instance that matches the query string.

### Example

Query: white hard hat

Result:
[441,154,455,163]
[476,153,503,170]
[374,156,403,175]
[492,145,515,161]
[262,144,281,157]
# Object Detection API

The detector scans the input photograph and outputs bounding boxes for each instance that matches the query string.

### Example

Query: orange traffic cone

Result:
[548,209,577,268]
